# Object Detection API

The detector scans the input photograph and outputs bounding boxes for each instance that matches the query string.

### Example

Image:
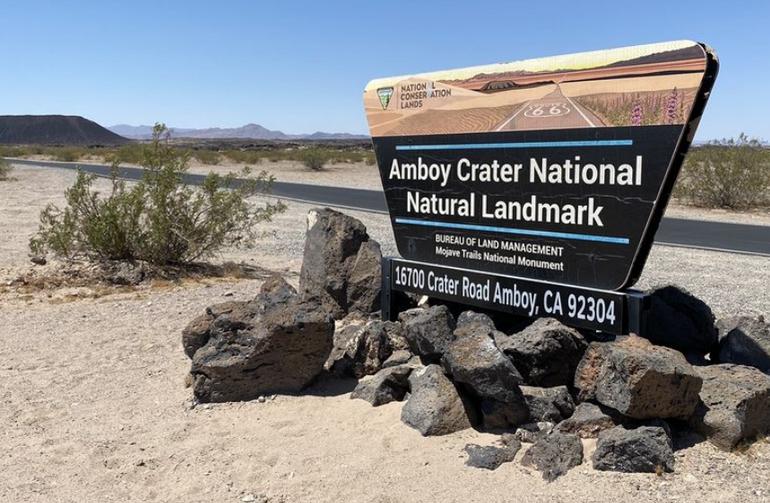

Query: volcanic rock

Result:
[188,278,334,403]
[325,313,368,376]
[592,425,674,473]
[495,318,587,387]
[401,365,475,436]
[259,274,299,305]
[299,208,380,318]
[716,316,770,373]
[689,363,770,450]
[442,317,524,404]
[521,385,575,423]
[510,422,554,443]
[350,362,419,406]
[346,239,382,314]
[479,399,530,431]
[464,440,522,470]
[325,315,397,378]
[399,305,456,362]
[574,335,702,419]
[521,431,583,481]
[456,310,496,329]
[645,285,718,356]
[554,402,615,438]
[382,349,413,368]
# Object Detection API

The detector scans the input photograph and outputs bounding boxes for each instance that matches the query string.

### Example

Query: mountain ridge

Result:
[109,123,369,140]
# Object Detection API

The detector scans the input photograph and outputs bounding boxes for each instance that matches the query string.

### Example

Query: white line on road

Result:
[495,102,529,131]
[654,241,770,258]
[563,94,596,127]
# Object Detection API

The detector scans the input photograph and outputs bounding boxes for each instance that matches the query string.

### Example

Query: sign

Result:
[386,258,638,333]
[364,41,718,292]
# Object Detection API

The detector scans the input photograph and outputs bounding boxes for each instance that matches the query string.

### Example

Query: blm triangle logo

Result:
[377,87,394,110]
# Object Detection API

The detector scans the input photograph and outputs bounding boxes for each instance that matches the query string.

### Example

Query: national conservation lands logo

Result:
[376,82,453,111]
[377,87,394,110]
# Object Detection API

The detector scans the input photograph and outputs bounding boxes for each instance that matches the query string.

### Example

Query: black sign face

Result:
[388,258,629,333]
[365,41,718,291]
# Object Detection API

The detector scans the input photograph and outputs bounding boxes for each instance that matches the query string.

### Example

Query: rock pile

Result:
[182,276,334,403]
[181,208,770,481]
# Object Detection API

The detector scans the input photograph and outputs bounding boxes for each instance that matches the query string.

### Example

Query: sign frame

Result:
[366,41,718,333]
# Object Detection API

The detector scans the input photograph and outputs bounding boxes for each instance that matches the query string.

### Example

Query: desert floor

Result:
[1,164,769,503]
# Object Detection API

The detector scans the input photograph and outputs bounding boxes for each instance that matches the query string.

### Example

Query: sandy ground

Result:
[1,165,770,502]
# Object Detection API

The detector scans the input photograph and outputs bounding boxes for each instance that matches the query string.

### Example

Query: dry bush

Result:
[299,147,329,171]
[29,123,286,265]
[675,134,770,209]
[192,149,222,165]
[0,158,12,180]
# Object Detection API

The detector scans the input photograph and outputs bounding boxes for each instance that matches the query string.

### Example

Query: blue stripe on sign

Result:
[394,217,630,245]
[395,139,633,151]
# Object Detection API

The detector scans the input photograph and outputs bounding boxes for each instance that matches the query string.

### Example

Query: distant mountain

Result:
[109,123,368,140]
[108,124,155,139]
[0,115,129,145]
[603,45,706,69]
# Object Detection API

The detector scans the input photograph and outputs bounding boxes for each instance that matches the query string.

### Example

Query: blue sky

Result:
[1,0,767,140]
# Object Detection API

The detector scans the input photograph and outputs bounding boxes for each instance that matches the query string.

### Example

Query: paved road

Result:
[7,158,770,257]
[496,85,604,131]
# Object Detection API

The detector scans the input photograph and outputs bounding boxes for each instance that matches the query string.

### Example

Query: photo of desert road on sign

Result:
[364,40,707,136]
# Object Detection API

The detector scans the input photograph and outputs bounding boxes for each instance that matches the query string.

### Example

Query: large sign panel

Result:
[364,41,718,291]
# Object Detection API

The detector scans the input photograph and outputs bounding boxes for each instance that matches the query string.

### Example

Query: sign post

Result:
[365,40,718,334]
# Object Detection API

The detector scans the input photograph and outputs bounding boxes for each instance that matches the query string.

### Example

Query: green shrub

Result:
[30,123,286,264]
[192,149,222,165]
[299,148,329,171]
[51,147,86,162]
[223,149,263,165]
[107,144,144,165]
[0,158,12,180]
[675,134,770,209]
[0,145,29,158]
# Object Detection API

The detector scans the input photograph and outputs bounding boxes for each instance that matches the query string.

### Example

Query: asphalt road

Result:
[496,85,604,131]
[8,158,770,257]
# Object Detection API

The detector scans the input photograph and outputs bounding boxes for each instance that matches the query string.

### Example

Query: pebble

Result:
[241,495,256,503]
[257,395,266,403]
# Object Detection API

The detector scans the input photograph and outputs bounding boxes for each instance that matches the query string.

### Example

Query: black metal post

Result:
[380,256,395,321]
[625,290,650,337]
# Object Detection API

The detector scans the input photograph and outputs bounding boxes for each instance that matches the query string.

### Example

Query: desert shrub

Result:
[325,149,376,165]
[0,145,30,157]
[674,134,770,209]
[50,147,86,162]
[107,144,144,165]
[30,123,286,264]
[0,158,12,180]
[223,149,263,165]
[192,149,222,165]
[299,148,329,171]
